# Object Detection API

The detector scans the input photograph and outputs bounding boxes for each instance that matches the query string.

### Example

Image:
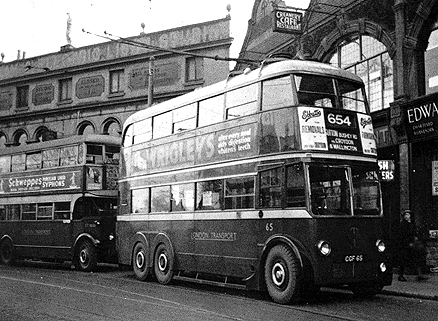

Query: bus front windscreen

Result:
[295,74,367,113]
[309,164,381,216]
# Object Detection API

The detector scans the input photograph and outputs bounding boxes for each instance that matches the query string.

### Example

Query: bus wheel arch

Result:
[0,236,15,265]
[152,233,175,285]
[73,234,98,272]
[132,232,152,281]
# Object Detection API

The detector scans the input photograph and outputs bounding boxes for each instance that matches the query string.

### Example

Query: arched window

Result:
[425,22,438,95]
[35,127,57,142]
[13,130,28,146]
[77,122,95,135]
[329,35,393,112]
[0,133,7,149]
[102,119,121,137]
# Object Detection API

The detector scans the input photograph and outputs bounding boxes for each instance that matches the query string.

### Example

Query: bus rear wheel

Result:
[154,243,174,285]
[75,240,97,272]
[264,244,300,304]
[0,239,14,265]
[133,242,151,281]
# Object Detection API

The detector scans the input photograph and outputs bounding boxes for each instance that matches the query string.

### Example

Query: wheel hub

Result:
[158,253,168,272]
[272,262,286,287]
[136,251,145,269]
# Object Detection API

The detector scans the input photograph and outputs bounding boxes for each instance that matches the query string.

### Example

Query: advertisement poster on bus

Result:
[86,166,103,190]
[131,123,257,175]
[298,107,376,156]
[0,171,81,194]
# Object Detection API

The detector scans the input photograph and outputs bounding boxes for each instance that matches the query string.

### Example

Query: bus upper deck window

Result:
[262,76,294,111]
[295,75,335,107]
[337,79,367,113]
[86,144,103,164]
[0,156,11,173]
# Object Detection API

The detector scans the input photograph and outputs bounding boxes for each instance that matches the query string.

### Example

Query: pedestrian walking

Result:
[398,209,427,281]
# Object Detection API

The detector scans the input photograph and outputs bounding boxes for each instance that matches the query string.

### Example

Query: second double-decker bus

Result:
[116,58,392,304]
[0,134,120,272]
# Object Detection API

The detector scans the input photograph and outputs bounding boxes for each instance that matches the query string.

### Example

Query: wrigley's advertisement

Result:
[298,107,376,156]
[130,123,257,175]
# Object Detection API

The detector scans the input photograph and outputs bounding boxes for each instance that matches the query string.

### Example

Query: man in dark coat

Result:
[398,210,427,281]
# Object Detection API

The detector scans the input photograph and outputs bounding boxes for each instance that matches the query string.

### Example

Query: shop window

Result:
[330,35,393,112]
[425,25,438,95]
[16,86,29,109]
[59,78,72,102]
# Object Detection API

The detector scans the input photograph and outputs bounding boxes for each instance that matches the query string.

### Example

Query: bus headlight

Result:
[380,262,387,272]
[109,234,114,241]
[317,240,331,256]
[376,239,386,252]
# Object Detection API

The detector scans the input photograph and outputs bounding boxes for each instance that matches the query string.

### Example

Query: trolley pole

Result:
[148,56,154,107]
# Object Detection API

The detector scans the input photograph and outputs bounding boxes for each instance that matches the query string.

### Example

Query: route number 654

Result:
[327,113,352,127]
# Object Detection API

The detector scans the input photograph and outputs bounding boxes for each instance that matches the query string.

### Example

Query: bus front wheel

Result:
[264,244,300,304]
[0,239,14,265]
[133,242,151,281]
[75,240,97,272]
[154,243,174,285]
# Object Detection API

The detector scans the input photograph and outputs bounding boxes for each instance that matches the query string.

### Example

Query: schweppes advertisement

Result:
[298,107,376,156]
[0,171,81,194]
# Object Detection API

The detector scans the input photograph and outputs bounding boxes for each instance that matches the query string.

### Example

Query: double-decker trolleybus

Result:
[0,134,120,272]
[117,58,392,304]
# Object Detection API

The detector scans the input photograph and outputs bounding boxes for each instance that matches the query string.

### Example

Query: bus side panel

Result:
[193,215,260,279]
[4,220,73,261]
[149,217,195,272]
[116,220,138,266]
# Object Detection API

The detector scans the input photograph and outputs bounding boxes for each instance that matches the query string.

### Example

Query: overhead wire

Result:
[82,28,260,67]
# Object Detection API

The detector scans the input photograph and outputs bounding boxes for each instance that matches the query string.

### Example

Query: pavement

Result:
[382,269,438,301]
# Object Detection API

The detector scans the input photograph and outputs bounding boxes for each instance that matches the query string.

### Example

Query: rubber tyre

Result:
[154,243,174,285]
[0,239,14,265]
[350,283,383,298]
[75,240,97,272]
[264,244,300,304]
[133,242,151,281]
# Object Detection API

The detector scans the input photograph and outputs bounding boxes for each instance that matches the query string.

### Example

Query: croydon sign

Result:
[273,9,303,34]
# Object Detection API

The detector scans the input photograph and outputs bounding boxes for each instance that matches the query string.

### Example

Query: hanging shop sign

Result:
[404,93,438,140]
[378,160,395,181]
[273,9,303,34]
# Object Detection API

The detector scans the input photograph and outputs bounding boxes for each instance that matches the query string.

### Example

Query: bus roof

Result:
[1,134,121,155]
[125,59,363,127]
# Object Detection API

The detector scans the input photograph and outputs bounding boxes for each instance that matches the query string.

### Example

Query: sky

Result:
[0,0,310,64]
